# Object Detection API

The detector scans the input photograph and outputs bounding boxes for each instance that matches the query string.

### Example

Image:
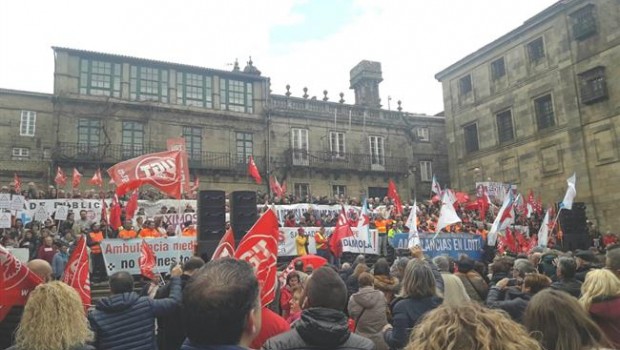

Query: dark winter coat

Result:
[589,296,620,348]
[455,271,488,303]
[0,306,23,349]
[88,276,182,350]
[156,274,192,350]
[550,278,582,298]
[384,296,442,350]
[262,307,375,350]
[485,287,531,323]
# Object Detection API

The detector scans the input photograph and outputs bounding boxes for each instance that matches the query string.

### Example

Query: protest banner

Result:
[100,236,196,276]
[10,195,25,211]
[475,182,517,203]
[392,232,484,260]
[277,227,378,256]
[0,193,10,209]
[0,212,11,228]
[21,199,103,224]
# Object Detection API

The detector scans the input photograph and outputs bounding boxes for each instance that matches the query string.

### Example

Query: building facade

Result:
[435,0,620,230]
[0,48,447,201]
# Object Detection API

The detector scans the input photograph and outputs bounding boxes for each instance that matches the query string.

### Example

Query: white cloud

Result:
[0,0,557,114]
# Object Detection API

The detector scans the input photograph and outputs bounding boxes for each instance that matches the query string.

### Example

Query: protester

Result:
[89,266,183,350]
[348,272,389,350]
[575,249,600,282]
[454,255,488,303]
[373,258,399,306]
[383,260,442,350]
[346,263,369,298]
[181,221,196,237]
[488,256,513,286]
[292,260,309,284]
[486,273,551,323]
[285,287,303,325]
[139,220,161,238]
[314,226,330,261]
[524,289,611,350]
[51,241,70,279]
[406,303,542,350]
[280,272,301,319]
[118,220,137,240]
[550,256,582,298]
[263,267,374,350]
[295,228,308,256]
[181,258,262,350]
[156,257,205,350]
[35,236,56,265]
[8,282,94,350]
[579,268,620,347]
[87,223,105,282]
[77,210,93,232]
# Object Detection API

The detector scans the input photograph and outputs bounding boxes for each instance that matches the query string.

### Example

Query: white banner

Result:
[277,227,378,257]
[100,236,196,276]
[476,182,517,203]
[19,199,103,224]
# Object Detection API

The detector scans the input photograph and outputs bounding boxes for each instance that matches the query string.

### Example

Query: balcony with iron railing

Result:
[52,143,266,174]
[284,149,409,174]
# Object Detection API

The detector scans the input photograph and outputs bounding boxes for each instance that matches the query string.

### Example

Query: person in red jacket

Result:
[250,307,290,349]
[35,236,56,265]
[280,272,301,319]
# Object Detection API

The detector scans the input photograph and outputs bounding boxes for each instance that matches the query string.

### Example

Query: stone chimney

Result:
[349,60,383,108]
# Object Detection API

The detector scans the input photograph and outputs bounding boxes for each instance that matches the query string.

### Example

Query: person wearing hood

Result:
[579,268,620,348]
[88,266,183,350]
[262,267,374,350]
[349,272,389,350]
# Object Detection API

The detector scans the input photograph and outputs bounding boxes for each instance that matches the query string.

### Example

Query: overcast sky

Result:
[0,0,558,115]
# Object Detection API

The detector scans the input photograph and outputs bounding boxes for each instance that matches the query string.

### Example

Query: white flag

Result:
[406,200,420,247]
[538,209,551,248]
[435,192,461,237]
[561,173,577,210]
[488,190,514,246]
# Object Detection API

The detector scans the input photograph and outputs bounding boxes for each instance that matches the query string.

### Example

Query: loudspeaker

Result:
[558,202,588,251]
[230,190,257,240]
[197,190,226,240]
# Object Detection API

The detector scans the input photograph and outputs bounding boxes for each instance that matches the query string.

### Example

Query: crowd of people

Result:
[2,243,619,350]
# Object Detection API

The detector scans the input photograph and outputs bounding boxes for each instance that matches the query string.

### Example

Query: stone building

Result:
[0,47,447,201]
[435,0,620,230]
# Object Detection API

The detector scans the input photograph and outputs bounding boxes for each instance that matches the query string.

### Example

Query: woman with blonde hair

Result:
[579,269,620,347]
[524,289,611,350]
[9,281,94,350]
[406,303,541,350]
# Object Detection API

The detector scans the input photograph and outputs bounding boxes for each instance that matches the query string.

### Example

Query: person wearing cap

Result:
[295,228,308,256]
[52,240,70,280]
[575,249,601,282]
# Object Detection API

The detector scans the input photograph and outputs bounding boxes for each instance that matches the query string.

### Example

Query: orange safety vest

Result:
[139,228,161,238]
[375,219,387,234]
[89,231,104,254]
[182,227,197,237]
[118,229,137,240]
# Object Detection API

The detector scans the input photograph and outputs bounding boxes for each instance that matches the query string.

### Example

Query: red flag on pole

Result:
[55,167,67,187]
[247,156,262,184]
[328,206,355,258]
[166,138,191,195]
[139,240,156,281]
[89,169,103,187]
[107,150,182,199]
[109,195,122,230]
[212,228,236,260]
[125,190,139,220]
[101,198,108,224]
[387,180,403,216]
[0,246,44,322]
[13,174,21,194]
[72,168,83,189]
[235,209,279,306]
[269,175,285,197]
[62,235,91,310]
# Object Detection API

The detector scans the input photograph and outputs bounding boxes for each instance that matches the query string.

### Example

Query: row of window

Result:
[463,94,555,154]
[458,5,599,97]
[78,59,254,113]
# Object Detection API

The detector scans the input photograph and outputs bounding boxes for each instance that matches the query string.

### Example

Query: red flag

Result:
[101,198,108,224]
[0,245,43,322]
[55,167,67,187]
[107,150,182,199]
[235,210,279,306]
[477,188,490,222]
[281,181,287,195]
[387,180,403,215]
[247,156,262,184]
[139,240,156,281]
[109,196,122,230]
[212,228,236,260]
[328,206,355,258]
[269,175,285,197]
[125,190,139,220]
[62,235,91,310]
[13,174,21,193]
[89,169,103,187]
[72,168,83,189]
[166,138,191,195]
[536,195,543,216]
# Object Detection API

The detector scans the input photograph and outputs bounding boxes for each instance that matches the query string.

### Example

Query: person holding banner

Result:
[118,221,138,240]
[139,220,162,238]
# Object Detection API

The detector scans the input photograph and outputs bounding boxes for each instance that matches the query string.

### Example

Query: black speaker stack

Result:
[196,190,258,259]
[558,202,589,251]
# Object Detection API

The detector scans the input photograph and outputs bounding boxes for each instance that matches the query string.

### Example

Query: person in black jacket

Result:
[263,266,374,350]
[88,267,183,350]
[156,257,205,350]
[486,273,551,323]
[574,249,601,282]
[550,257,582,298]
